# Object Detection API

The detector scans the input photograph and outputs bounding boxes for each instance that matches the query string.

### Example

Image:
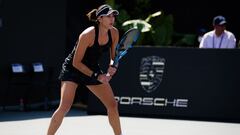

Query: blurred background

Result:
[0,0,240,123]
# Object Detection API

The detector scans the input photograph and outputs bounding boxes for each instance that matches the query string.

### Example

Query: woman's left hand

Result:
[107,66,117,76]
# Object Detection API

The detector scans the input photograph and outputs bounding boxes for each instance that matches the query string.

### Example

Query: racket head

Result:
[113,28,140,66]
[115,28,140,56]
[121,28,140,49]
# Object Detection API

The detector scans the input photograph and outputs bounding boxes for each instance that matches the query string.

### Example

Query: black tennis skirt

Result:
[58,63,102,86]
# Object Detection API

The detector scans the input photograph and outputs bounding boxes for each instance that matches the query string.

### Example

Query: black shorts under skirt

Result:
[58,63,102,86]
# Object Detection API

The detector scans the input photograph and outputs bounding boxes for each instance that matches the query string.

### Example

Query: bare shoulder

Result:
[78,26,95,42]
[110,27,119,37]
[78,26,95,47]
[110,27,119,41]
[80,26,95,37]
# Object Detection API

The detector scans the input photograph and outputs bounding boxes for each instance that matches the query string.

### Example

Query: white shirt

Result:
[199,30,236,48]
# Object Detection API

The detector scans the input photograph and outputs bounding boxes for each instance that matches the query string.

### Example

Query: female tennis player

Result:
[47,4,123,135]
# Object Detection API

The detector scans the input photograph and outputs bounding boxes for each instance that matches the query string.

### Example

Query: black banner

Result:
[88,47,240,123]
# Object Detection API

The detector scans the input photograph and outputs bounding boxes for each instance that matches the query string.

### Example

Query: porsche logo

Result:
[139,56,165,93]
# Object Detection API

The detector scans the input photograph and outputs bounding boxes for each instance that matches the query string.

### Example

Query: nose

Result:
[109,17,115,24]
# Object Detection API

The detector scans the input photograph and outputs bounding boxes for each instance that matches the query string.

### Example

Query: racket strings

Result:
[122,31,139,49]
[113,28,140,66]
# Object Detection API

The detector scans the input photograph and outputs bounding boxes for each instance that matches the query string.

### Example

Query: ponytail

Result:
[86,9,97,22]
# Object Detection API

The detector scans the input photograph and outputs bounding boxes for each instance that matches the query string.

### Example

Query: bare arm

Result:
[107,27,119,76]
[110,27,119,65]
[72,28,94,77]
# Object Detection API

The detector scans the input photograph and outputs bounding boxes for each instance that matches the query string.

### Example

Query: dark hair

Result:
[86,9,97,22]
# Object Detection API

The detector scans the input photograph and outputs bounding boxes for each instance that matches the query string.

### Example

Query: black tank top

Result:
[63,25,112,71]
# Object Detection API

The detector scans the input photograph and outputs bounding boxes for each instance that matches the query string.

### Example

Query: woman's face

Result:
[98,13,115,29]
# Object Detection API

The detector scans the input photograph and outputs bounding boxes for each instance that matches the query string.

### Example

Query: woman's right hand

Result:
[98,74,112,84]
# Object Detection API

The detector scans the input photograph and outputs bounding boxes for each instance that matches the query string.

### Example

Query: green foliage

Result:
[173,33,197,47]
[105,0,196,47]
[105,0,115,8]
[148,13,174,46]
[115,8,130,30]
[121,11,174,46]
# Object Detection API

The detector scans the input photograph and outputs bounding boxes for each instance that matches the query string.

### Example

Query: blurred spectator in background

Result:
[199,15,236,48]
[197,28,207,43]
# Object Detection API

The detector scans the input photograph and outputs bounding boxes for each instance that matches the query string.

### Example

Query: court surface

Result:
[0,109,240,135]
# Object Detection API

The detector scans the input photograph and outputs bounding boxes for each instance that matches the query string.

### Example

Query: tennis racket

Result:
[107,28,140,76]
